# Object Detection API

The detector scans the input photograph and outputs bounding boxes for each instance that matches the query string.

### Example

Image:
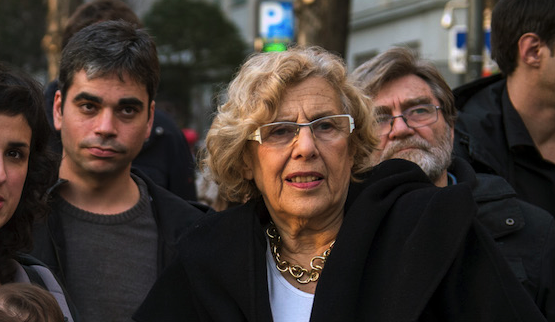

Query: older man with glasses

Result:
[351,47,555,321]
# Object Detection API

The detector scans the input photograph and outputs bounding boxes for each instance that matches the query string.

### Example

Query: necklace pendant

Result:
[266,221,335,285]
[297,270,320,284]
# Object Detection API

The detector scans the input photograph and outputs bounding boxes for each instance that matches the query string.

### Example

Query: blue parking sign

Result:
[259,1,294,42]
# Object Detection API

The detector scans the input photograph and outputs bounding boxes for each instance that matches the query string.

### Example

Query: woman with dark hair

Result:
[0,63,76,322]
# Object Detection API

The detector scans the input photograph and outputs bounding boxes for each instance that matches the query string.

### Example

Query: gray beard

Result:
[371,128,453,183]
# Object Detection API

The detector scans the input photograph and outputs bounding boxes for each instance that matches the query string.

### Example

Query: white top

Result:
[266,241,315,322]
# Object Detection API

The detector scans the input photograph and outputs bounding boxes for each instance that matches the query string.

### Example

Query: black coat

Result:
[449,157,555,321]
[31,169,206,285]
[134,159,546,321]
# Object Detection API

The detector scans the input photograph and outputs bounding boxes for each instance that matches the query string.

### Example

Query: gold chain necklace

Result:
[266,222,335,284]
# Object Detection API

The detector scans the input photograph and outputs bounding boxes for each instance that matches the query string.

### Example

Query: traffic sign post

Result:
[448,25,497,75]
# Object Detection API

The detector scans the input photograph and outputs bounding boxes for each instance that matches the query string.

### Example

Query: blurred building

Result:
[348,0,469,87]
[124,0,491,135]
[201,0,490,88]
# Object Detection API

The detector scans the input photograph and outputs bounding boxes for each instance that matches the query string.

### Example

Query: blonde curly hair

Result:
[201,46,378,203]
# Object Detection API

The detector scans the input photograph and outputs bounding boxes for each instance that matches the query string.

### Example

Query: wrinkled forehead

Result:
[276,77,343,121]
[374,96,435,114]
[372,75,438,113]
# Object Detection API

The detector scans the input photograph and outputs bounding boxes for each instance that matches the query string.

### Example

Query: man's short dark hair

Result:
[58,20,160,109]
[491,0,555,75]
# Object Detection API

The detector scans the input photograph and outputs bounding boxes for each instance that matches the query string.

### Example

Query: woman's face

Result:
[243,77,354,227]
[0,113,31,228]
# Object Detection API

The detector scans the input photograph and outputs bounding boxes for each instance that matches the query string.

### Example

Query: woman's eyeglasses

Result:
[247,114,355,146]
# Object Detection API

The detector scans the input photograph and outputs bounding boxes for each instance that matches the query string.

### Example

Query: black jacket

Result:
[452,74,555,215]
[134,159,546,322]
[31,169,206,285]
[449,157,555,321]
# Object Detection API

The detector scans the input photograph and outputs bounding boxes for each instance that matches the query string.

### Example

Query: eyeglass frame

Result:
[247,114,355,145]
[376,104,442,137]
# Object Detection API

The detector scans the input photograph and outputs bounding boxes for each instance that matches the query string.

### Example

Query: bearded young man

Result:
[351,47,555,322]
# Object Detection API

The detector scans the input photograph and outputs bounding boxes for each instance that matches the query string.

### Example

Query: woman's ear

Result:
[242,149,254,180]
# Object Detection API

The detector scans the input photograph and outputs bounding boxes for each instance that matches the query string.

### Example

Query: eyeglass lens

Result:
[376,104,439,136]
[259,115,352,146]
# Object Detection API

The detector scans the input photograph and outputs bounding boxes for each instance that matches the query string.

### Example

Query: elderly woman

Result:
[134,47,546,321]
[0,64,77,321]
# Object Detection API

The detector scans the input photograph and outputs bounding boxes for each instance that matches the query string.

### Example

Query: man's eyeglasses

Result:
[247,114,355,146]
[376,104,441,136]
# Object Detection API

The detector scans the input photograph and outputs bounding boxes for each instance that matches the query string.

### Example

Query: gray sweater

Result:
[58,174,157,322]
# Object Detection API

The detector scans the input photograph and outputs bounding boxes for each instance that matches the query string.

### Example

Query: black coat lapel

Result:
[312,159,476,321]
[180,200,273,321]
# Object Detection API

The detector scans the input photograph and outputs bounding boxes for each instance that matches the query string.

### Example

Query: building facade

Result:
[209,0,471,87]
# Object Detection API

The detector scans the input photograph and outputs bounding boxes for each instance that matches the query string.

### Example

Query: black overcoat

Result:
[134,159,546,322]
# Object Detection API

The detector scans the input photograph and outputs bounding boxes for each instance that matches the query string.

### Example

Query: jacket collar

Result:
[46,178,68,196]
